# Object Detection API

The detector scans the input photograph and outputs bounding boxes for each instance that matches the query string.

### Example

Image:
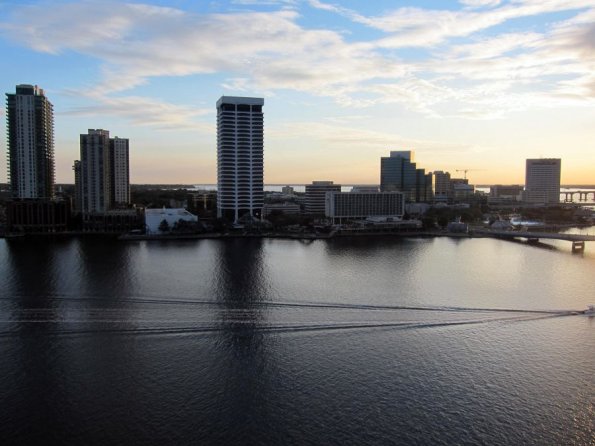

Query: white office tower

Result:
[216,96,264,222]
[524,159,561,204]
[6,84,55,199]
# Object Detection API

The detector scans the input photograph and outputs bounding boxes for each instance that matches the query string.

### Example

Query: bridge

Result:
[473,229,595,253]
[562,190,595,202]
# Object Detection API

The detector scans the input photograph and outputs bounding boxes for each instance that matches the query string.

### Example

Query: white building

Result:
[216,96,264,222]
[145,208,198,234]
[524,158,561,204]
[325,191,405,222]
[6,84,55,199]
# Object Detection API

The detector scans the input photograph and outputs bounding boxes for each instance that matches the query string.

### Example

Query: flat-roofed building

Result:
[524,158,561,204]
[433,171,451,203]
[489,185,523,204]
[325,191,405,223]
[145,208,198,234]
[305,181,341,215]
[6,84,55,199]
[263,202,301,217]
[216,96,264,222]
[380,151,432,202]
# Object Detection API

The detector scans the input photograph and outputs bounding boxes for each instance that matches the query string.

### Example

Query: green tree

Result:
[158,219,170,233]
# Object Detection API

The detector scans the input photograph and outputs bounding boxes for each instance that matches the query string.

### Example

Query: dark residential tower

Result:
[6,84,55,199]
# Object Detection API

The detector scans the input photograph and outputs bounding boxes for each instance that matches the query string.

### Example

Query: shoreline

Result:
[0,230,473,242]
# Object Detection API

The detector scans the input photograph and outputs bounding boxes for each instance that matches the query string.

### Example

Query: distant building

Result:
[82,209,142,233]
[281,185,295,195]
[433,171,451,203]
[216,96,264,222]
[489,185,523,204]
[452,181,475,201]
[350,185,379,193]
[6,200,70,233]
[380,151,432,202]
[110,137,130,207]
[263,202,301,217]
[6,84,55,199]
[76,130,130,214]
[145,208,198,234]
[325,192,405,222]
[305,181,341,215]
[524,158,561,204]
[187,191,217,216]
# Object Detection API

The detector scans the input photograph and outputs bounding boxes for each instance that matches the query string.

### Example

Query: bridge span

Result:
[473,229,595,253]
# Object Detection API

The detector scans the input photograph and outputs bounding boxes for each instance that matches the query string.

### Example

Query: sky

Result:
[1,0,594,185]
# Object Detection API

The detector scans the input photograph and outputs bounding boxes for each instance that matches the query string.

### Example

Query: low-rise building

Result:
[325,191,405,223]
[145,208,198,234]
[305,181,341,215]
[6,200,71,233]
[489,185,523,204]
[263,202,301,217]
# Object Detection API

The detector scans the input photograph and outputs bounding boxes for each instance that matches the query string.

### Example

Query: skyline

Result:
[1,0,594,185]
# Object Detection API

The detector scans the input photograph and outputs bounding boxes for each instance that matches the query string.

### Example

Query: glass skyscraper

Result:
[380,151,432,202]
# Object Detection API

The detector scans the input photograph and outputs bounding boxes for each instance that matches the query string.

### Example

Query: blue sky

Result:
[1,0,594,184]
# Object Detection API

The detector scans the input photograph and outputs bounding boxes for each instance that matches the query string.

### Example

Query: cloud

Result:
[1,0,594,127]
[60,92,213,131]
[459,0,502,8]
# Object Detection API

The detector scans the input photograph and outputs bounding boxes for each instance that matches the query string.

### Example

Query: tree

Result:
[158,219,170,233]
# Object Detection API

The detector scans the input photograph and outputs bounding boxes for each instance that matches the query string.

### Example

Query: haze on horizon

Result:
[0,0,594,186]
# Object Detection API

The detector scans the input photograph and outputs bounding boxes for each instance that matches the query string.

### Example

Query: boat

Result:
[584,305,595,315]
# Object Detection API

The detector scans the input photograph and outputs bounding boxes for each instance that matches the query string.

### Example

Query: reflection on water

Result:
[0,236,593,445]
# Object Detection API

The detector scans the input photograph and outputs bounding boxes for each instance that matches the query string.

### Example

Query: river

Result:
[0,235,593,445]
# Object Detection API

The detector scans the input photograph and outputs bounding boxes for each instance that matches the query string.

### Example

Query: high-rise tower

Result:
[380,151,432,202]
[216,96,264,222]
[76,130,130,214]
[6,84,55,199]
[110,137,130,207]
[79,129,111,213]
[524,158,561,204]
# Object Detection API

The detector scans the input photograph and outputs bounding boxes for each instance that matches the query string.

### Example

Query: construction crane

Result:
[455,169,484,180]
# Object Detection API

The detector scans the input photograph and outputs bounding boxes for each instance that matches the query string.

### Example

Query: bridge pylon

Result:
[572,241,585,253]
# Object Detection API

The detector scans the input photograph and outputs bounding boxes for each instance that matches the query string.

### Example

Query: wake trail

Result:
[0,312,566,338]
[0,294,574,315]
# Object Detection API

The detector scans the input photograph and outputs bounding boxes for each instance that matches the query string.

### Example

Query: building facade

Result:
[110,137,130,207]
[380,151,432,202]
[433,171,451,202]
[325,192,405,222]
[489,185,523,204]
[524,158,561,204]
[305,181,341,215]
[79,129,111,213]
[216,96,264,222]
[76,129,130,214]
[6,84,55,199]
